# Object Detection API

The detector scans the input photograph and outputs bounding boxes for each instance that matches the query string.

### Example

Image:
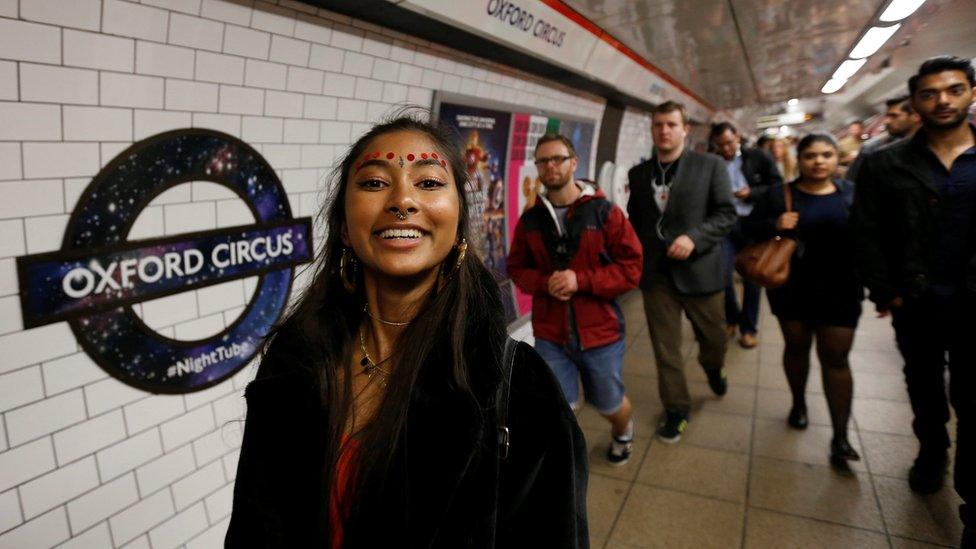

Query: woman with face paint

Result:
[226,111,589,548]
[744,133,864,469]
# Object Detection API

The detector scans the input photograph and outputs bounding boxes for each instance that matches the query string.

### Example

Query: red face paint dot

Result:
[386,152,394,160]
[407,154,415,162]
[372,151,380,158]
[431,152,438,159]
[440,159,446,167]
[421,153,428,160]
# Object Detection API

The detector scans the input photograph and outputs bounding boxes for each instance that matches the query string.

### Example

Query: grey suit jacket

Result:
[627,150,736,294]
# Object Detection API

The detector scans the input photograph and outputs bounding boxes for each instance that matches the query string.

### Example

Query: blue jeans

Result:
[534,337,626,415]
[723,220,761,335]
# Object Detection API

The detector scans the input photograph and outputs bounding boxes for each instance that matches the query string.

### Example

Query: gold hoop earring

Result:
[439,238,467,290]
[339,248,357,293]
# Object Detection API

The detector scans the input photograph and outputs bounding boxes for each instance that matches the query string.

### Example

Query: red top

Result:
[330,434,358,548]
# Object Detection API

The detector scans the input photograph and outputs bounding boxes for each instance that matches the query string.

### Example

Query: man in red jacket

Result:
[508,133,643,465]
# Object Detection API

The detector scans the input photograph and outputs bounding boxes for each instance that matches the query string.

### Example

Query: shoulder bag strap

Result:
[784,182,793,212]
[496,336,517,460]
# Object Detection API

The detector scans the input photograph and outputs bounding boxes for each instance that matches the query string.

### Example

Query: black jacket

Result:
[627,150,737,294]
[852,127,976,307]
[225,325,589,548]
[736,147,783,205]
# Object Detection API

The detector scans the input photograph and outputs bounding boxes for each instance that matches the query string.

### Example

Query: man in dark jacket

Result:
[847,94,922,182]
[508,133,643,466]
[853,55,976,549]
[709,121,783,348]
[627,101,737,443]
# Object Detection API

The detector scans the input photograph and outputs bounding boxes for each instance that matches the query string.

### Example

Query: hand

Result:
[733,186,751,200]
[666,235,696,260]
[548,270,578,300]
[877,296,904,318]
[776,212,799,231]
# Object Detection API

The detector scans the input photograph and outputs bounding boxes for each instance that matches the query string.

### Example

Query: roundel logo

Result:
[16,129,314,394]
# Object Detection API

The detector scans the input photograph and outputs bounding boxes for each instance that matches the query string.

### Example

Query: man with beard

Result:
[847,95,922,182]
[627,101,736,443]
[508,133,643,465]
[853,55,976,548]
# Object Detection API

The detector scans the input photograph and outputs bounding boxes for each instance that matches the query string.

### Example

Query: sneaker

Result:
[657,410,688,443]
[607,433,634,466]
[739,333,758,348]
[908,451,948,494]
[706,368,728,396]
[725,325,737,338]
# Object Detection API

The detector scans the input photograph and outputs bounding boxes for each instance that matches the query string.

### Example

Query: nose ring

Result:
[394,209,407,221]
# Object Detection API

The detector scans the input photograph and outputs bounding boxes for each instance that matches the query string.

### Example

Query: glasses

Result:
[534,155,572,166]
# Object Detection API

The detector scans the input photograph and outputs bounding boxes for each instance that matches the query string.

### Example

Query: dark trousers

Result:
[723,219,761,335]
[892,294,974,528]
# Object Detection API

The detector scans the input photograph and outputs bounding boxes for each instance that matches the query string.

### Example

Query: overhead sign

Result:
[17,129,313,394]
[399,0,713,121]
[755,112,810,128]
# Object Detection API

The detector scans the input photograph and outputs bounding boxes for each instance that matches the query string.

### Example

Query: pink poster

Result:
[507,113,550,315]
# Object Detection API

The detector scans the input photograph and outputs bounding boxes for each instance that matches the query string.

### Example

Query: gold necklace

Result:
[363,304,410,327]
[359,326,392,382]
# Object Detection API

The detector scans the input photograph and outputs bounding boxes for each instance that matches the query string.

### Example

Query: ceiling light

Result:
[822,78,846,94]
[880,0,926,22]
[787,98,799,106]
[849,24,901,58]
[832,58,867,81]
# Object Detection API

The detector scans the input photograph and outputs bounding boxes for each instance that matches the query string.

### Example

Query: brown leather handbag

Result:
[734,184,796,289]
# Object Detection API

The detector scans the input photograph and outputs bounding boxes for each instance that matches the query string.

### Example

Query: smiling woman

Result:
[225,110,589,548]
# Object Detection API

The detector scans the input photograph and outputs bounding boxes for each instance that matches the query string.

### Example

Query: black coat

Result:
[225,326,589,548]
[852,127,976,307]
[737,147,783,204]
[627,150,737,294]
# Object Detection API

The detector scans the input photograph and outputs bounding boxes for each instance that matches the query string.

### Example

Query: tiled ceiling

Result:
[562,0,880,109]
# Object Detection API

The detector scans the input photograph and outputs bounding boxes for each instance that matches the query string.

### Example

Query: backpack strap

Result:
[496,336,517,460]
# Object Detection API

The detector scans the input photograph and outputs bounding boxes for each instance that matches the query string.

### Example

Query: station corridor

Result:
[579,290,962,548]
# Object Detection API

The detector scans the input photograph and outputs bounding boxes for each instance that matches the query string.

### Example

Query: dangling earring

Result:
[438,238,467,290]
[339,247,358,293]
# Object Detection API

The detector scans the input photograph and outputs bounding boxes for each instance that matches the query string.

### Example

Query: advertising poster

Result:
[438,102,512,281]
[507,113,549,315]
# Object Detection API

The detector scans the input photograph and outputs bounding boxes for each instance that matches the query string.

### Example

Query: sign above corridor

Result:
[398,0,713,121]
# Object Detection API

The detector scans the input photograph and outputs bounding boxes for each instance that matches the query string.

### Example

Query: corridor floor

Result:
[578,291,962,548]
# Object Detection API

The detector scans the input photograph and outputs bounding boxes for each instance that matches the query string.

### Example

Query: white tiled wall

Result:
[615,107,654,171]
[0,0,611,547]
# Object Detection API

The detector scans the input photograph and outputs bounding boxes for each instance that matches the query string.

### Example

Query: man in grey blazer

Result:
[627,101,737,443]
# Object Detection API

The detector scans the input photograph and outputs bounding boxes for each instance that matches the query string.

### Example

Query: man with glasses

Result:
[628,101,736,443]
[508,133,643,465]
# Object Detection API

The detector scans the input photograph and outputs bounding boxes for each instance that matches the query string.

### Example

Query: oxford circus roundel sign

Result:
[17,129,313,394]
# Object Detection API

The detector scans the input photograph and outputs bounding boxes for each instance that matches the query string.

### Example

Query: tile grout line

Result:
[739,331,766,548]
[851,369,895,547]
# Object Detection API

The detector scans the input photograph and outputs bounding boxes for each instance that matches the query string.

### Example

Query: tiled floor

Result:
[579,290,963,548]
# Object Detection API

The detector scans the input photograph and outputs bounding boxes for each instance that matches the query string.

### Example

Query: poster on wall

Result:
[434,93,597,322]
[16,129,314,394]
[437,102,512,281]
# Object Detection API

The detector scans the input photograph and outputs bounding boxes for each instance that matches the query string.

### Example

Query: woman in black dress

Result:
[746,133,863,466]
[226,112,588,548]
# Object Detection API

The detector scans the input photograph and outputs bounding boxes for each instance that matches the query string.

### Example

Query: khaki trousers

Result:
[641,277,727,413]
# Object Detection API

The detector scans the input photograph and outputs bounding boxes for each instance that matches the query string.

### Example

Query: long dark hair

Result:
[264,108,506,538]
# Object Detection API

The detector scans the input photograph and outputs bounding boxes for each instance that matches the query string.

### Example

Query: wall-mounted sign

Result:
[400,0,714,121]
[17,129,313,394]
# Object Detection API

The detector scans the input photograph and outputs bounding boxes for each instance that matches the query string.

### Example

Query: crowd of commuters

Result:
[228,55,975,548]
